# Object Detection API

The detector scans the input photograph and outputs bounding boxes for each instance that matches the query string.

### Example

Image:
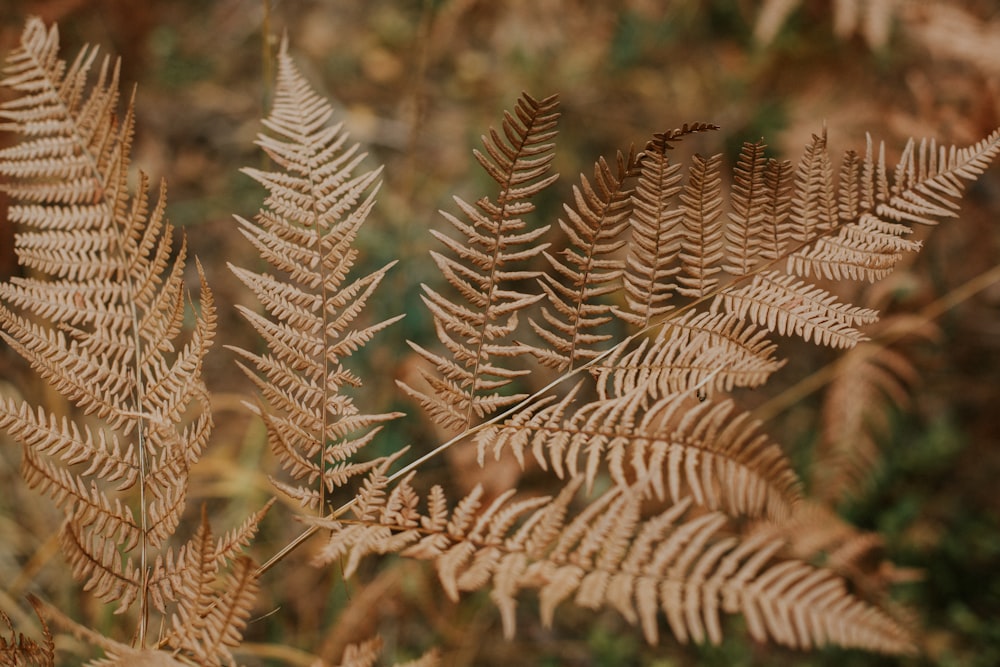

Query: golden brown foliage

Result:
[0,18,265,664]
[2,11,1000,666]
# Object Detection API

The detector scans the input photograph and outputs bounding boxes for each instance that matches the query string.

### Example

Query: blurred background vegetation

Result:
[1,1,998,665]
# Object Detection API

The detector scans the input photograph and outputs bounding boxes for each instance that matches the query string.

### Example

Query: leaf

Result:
[229,39,403,512]
[398,92,560,433]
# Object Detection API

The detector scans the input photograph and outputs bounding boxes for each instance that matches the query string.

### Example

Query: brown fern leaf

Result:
[812,330,925,504]
[315,474,912,653]
[677,153,726,298]
[333,636,440,667]
[397,92,559,433]
[334,638,383,667]
[229,40,403,512]
[168,506,227,661]
[311,460,424,578]
[750,500,923,633]
[0,599,54,667]
[477,390,800,520]
[528,149,637,371]
[716,270,880,348]
[615,133,686,328]
[0,18,265,652]
[788,129,1000,281]
[27,594,186,666]
[183,557,259,666]
[787,213,922,283]
[593,310,785,402]
[758,156,797,263]
[790,129,839,243]
[0,15,212,610]
[724,140,771,276]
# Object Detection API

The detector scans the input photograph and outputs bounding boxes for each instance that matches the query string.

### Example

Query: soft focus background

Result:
[1,1,999,665]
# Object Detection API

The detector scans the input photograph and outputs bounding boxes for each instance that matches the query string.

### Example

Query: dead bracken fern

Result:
[396,92,559,433]
[0,19,266,665]
[302,78,997,653]
[2,12,1000,666]
[228,38,404,514]
[0,600,53,667]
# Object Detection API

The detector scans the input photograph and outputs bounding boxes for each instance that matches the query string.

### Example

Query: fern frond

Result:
[398,92,560,432]
[229,40,403,512]
[787,129,1000,282]
[332,636,440,667]
[0,19,264,653]
[594,310,785,401]
[169,507,219,656]
[759,156,796,262]
[315,474,911,653]
[791,129,839,242]
[27,594,185,667]
[0,600,54,667]
[0,17,214,615]
[478,389,800,520]
[787,213,922,282]
[184,556,259,666]
[616,133,686,328]
[724,140,770,276]
[529,149,636,370]
[879,131,1000,225]
[677,153,725,297]
[750,499,922,634]
[717,270,880,348]
[813,334,923,503]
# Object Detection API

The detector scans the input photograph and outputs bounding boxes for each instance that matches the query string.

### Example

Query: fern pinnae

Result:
[0,19,270,659]
[677,152,725,298]
[791,128,839,242]
[529,149,637,371]
[759,155,796,262]
[230,40,403,514]
[616,130,689,327]
[717,270,880,348]
[724,140,770,276]
[594,310,785,400]
[398,91,559,433]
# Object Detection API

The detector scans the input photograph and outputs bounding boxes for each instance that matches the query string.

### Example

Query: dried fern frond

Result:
[332,637,440,667]
[229,39,403,513]
[313,473,912,654]
[397,92,560,433]
[790,129,839,243]
[723,140,771,277]
[710,127,999,347]
[788,130,1000,284]
[613,124,721,328]
[28,593,186,666]
[529,149,636,371]
[477,390,800,520]
[716,270,880,348]
[677,152,725,298]
[0,18,265,653]
[594,310,785,401]
[812,324,929,504]
[0,599,54,667]
[749,499,923,636]
[615,133,686,328]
